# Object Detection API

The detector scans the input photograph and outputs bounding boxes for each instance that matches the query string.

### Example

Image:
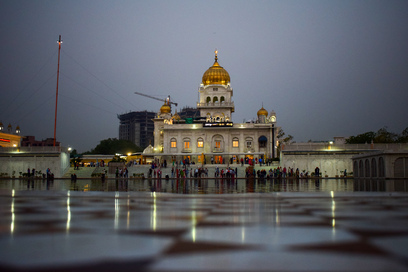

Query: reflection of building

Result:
[0,122,22,147]
[118,111,155,149]
[150,51,279,163]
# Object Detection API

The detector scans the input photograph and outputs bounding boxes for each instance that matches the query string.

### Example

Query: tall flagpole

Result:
[54,35,62,147]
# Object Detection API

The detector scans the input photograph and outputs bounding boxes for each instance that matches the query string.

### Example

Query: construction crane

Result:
[134,91,178,107]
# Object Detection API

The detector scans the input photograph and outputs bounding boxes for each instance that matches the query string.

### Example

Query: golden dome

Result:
[202,51,230,86]
[172,110,181,120]
[160,102,171,114]
[257,106,268,117]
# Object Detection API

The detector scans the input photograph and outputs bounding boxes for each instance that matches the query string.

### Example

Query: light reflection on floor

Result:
[0,190,408,271]
[2,178,408,193]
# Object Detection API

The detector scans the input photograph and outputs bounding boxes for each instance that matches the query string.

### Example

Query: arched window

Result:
[206,97,211,103]
[197,137,204,148]
[213,96,218,103]
[170,138,177,148]
[245,137,253,150]
[232,137,239,148]
[206,113,211,122]
[212,135,224,152]
[220,96,225,103]
[258,135,267,148]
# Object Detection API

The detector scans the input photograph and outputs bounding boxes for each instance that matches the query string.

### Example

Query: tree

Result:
[276,128,294,157]
[86,138,143,155]
[397,127,408,143]
[346,127,408,144]
[345,131,375,144]
[374,127,397,143]
[69,149,79,158]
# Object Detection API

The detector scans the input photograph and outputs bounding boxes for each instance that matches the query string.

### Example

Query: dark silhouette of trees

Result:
[85,138,143,155]
[346,127,408,144]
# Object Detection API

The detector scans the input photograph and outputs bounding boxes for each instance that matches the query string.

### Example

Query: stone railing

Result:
[197,102,234,107]
[282,143,408,152]
[212,148,224,153]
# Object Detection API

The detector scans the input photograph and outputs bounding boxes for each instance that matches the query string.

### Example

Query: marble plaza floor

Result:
[1,190,408,272]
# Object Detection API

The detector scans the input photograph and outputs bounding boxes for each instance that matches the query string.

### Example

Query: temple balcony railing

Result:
[212,148,224,153]
[244,147,255,153]
[197,102,235,108]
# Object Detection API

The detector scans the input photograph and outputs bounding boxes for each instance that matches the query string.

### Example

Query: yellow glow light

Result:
[66,190,71,233]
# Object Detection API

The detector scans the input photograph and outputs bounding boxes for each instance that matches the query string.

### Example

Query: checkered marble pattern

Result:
[1,190,408,272]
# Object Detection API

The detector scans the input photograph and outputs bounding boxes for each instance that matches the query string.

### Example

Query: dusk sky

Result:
[1,0,407,152]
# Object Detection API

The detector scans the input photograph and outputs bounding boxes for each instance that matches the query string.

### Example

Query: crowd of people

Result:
[248,166,324,179]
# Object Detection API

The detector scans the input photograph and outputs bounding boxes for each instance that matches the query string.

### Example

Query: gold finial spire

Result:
[214,49,218,61]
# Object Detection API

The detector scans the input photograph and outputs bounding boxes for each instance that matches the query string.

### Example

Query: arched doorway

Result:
[371,158,377,177]
[379,157,385,177]
[365,159,370,177]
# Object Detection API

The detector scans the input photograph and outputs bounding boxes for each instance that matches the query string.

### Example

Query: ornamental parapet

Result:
[244,147,255,153]
[197,102,235,108]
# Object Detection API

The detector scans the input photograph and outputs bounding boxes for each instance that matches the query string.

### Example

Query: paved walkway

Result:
[0,190,408,271]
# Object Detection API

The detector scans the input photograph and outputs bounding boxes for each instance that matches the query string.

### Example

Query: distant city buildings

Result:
[21,136,60,147]
[118,111,155,149]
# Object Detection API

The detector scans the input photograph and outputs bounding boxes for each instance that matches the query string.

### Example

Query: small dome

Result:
[143,144,154,154]
[202,51,230,86]
[160,102,171,114]
[172,110,181,121]
[16,125,20,130]
[257,106,268,117]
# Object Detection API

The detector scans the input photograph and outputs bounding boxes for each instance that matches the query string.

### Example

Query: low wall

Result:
[281,153,354,177]
[0,150,70,178]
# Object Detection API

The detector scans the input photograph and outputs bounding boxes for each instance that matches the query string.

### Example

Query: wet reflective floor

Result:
[1,178,408,193]
[1,189,408,271]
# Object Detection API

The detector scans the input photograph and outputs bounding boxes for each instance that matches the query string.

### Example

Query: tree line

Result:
[70,138,143,157]
[346,127,408,144]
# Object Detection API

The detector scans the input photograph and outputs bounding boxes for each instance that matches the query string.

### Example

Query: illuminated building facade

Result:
[0,122,22,147]
[151,51,279,163]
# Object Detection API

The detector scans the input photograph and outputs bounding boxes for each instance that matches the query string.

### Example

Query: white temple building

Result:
[150,51,279,164]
